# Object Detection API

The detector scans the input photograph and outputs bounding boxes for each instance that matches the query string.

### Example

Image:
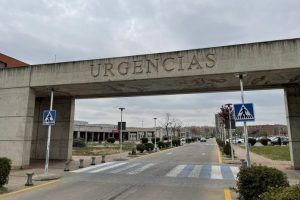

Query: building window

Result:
[0,62,6,69]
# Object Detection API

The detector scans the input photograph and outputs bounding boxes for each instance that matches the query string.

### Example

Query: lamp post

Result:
[154,118,157,151]
[119,107,125,155]
[225,103,234,161]
[235,73,251,167]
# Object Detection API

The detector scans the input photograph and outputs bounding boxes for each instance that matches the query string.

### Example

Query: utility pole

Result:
[119,107,125,156]
[45,88,54,174]
[225,103,234,161]
[154,118,157,151]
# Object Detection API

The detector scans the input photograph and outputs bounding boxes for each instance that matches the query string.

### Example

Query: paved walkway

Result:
[231,145,300,185]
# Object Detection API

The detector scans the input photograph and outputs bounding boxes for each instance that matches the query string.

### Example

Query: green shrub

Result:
[157,141,165,149]
[106,137,115,144]
[136,144,145,153]
[186,138,192,143]
[216,139,225,148]
[260,138,269,146]
[144,143,154,152]
[260,184,300,200]
[140,137,148,144]
[131,147,137,155]
[248,138,257,146]
[73,138,86,147]
[0,157,11,187]
[164,142,171,148]
[151,137,160,144]
[236,165,289,200]
[223,142,231,156]
[172,139,181,147]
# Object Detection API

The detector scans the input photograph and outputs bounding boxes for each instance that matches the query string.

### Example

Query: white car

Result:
[180,138,186,145]
[200,137,207,142]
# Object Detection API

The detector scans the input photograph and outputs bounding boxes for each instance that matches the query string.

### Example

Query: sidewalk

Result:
[1,151,130,194]
[232,145,300,185]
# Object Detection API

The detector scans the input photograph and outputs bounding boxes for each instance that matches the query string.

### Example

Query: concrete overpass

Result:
[0,38,299,169]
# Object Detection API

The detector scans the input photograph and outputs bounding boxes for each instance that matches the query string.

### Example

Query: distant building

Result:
[0,53,28,68]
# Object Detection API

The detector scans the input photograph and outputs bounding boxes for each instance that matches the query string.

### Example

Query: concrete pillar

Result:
[0,87,35,168]
[85,132,87,143]
[77,131,80,139]
[97,133,100,142]
[91,132,94,142]
[284,86,300,169]
[30,97,74,160]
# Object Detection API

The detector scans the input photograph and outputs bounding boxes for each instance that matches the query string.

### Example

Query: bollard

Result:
[240,159,247,168]
[25,172,34,186]
[64,160,70,171]
[91,157,96,165]
[101,154,106,163]
[79,159,84,168]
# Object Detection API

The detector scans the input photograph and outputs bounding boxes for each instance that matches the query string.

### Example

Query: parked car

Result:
[180,138,186,145]
[271,136,289,145]
[200,137,207,142]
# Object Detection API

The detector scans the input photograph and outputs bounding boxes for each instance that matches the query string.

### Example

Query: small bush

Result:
[106,137,115,144]
[73,138,86,147]
[260,184,300,200]
[157,141,165,149]
[131,147,137,155]
[151,137,160,144]
[144,143,154,152]
[172,139,181,147]
[164,142,171,148]
[236,165,289,200]
[223,142,231,156]
[260,138,269,146]
[186,138,192,143]
[140,137,148,144]
[248,138,257,146]
[136,144,145,153]
[163,136,169,141]
[216,139,225,148]
[0,157,11,187]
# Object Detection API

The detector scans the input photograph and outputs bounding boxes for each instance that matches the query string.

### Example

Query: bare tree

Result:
[171,118,183,138]
[159,113,172,140]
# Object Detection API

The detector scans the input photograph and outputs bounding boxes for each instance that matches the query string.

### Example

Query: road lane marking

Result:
[199,164,211,179]
[89,162,127,173]
[0,180,60,199]
[211,165,223,179]
[128,163,155,174]
[167,152,172,155]
[188,165,202,178]
[110,163,141,174]
[230,166,239,180]
[221,166,235,180]
[72,161,116,173]
[166,165,187,177]
[177,165,194,177]
[224,189,232,200]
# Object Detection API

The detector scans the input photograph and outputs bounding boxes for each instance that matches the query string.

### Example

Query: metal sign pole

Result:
[119,107,125,156]
[154,118,157,151]
[239,75,251,167]
[45,88,54,174]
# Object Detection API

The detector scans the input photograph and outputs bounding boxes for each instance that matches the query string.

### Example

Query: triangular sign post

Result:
[234,103,255,122]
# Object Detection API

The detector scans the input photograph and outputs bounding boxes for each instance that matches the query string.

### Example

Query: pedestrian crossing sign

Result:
[234,103,255,122]
[43,110,56,125]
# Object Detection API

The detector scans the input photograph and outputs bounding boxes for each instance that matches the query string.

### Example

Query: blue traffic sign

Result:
[234,103,255,122]
[43,110,56,125]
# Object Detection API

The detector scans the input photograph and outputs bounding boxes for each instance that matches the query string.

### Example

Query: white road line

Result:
[188,165,203,178]
[211,165,223,179]
[72,162,116,173]
[128,163,155,175]
[166,165,187,177]
[110,163,141,174]
[88,162,127,173]
[167,152,173,155]
[230,166,239,180]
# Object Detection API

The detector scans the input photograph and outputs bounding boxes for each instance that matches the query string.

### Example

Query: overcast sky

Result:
[1,0,299,127]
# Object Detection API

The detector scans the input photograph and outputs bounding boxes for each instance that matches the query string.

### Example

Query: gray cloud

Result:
[0,0,296,127]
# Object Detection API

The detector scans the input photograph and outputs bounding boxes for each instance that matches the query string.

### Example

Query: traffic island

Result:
[33,173,61,181]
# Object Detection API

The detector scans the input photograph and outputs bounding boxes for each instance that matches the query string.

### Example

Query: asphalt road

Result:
[3,139,237,200]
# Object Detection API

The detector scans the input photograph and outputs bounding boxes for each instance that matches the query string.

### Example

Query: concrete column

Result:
[30,97,74,160]
[284,86,300,169]
[85,132,88,143]
[91,132,94,142]
[0,87,35,168]
[77,131,80,139]
[97,133,100,142]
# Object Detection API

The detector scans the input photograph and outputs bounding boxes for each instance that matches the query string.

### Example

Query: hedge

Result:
[248,138,257,146]
[236,165,289,200]
[260,184,300,200]
[172,139,181,147]
[223,142,231,156]
[151,137,160,144]
[144,143,154,152]
[140,137,148,144]
[260,138,269,146]
[106,137,115,144]
[157,141,165,149]
[136,144,145,153]
[0,157,11,187]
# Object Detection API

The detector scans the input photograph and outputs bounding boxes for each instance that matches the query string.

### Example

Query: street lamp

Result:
[225,103,234,161]
[154,118,157,151]
[119,107,125,155]
[235,73,251,167]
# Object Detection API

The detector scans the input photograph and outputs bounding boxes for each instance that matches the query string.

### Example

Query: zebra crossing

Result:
[71,161,239,180]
